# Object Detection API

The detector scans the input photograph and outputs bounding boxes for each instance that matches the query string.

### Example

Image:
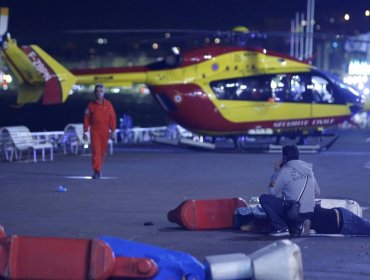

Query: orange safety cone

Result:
[167,197,247,230]
[0,235,158,280]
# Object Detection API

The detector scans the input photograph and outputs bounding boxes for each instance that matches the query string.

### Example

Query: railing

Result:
[118,126,168,144]
[31,131,64,146]
[0,125,193,161]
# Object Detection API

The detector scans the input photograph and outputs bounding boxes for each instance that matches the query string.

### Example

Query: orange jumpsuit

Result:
[84,99,116,174]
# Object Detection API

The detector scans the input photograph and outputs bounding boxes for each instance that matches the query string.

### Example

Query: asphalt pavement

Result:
[0,128,370,279]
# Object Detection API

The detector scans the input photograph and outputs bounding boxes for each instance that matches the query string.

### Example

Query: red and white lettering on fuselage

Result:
[22,46,62,104]
[273,118,338,128]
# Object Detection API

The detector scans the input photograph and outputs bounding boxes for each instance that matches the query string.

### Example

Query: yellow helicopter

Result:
[1,26,369,150]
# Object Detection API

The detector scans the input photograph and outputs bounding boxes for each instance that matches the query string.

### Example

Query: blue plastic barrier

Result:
[100,237,205,280]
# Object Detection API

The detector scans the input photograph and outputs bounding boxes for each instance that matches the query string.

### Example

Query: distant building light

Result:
[348,61,370,76]
[139,86,150,94]
[329,17,335,23]
[3,74,12,83]
[111,88,120,93]
[344,14,350,21]
[204,37,211,43]
[315,24,321,31]
[165,33,171,39]
[97,38,108,45]
[214,38,221,44]
[365,10,370,17]
[171,46,180,55]
[152,43,159,49]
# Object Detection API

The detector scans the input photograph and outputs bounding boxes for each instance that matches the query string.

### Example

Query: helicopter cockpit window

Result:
[211,77,272,101]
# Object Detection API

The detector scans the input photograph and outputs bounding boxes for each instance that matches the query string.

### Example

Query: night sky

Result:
[1,0,369,42]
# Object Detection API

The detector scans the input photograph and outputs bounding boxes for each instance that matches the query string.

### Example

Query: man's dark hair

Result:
[94,83,104,94]
[282,144,299,162]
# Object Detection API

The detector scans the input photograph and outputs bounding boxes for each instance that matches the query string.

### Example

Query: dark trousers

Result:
[340,207,370,235]
[259,194,312,232]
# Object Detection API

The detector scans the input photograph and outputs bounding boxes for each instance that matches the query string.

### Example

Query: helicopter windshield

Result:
[336,82,362,103]
[312,70,363,104]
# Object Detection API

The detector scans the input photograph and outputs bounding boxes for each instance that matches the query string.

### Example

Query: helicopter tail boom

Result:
[72,66,149,88]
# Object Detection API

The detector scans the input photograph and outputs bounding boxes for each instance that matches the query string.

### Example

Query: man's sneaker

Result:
[291,219,311,237]
[92,172,101,179]
[270,229,290,237]
[301,219,311,236]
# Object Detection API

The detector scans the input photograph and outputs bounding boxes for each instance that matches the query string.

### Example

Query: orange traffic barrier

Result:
[167,197,247,230]
[0,235,158,280]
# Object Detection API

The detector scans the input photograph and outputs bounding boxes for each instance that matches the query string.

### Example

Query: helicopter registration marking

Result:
[273,118,335,128]
[27,50,53,82]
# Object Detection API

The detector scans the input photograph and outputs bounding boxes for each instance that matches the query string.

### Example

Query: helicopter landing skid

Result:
[154,133,339,153]
[267,134,340,153]
[230,132,339,153]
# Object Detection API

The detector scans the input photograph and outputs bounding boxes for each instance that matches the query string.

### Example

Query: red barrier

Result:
[0,235,157,279]
[168,197,247,230]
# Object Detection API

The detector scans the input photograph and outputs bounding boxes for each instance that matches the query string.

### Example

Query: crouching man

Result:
[259,144,320,236]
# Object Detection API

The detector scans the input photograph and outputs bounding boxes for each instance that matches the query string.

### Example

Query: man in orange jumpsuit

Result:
[83,83,117,179]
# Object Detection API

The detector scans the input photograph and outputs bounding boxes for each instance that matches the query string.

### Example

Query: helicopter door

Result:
[308,74,347,121]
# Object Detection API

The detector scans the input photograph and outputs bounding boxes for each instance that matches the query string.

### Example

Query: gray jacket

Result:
[269,160,320,213]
